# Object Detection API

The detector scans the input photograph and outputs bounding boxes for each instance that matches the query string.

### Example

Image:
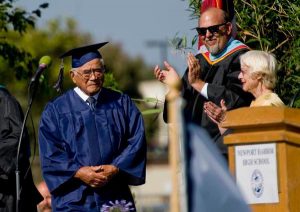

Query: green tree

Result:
[103,44,153,98]
[0,18,93,107]
[234,0,300,107]
[184,0,300,107]
[0,0,48,79]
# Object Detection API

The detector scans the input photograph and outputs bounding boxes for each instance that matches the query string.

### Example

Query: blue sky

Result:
[17,0,198,75]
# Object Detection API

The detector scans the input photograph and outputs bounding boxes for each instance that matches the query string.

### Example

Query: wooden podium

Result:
[222,107,300,212]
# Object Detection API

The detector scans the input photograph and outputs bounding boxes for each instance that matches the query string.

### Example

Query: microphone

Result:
[16,55,52,211]
[30,55,52,84]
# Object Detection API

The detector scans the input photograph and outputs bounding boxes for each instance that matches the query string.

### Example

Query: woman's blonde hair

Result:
[240,50,277,89]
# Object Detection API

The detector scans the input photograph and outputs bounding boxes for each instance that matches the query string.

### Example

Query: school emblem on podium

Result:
[251,169,264,198]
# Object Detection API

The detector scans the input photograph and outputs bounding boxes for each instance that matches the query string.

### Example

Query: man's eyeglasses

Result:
[75,67,105,79]
[196,22,227,36]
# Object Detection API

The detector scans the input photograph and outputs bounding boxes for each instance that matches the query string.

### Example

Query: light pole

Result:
[146,40,168,65]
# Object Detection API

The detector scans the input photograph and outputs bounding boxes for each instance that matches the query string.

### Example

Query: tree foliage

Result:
[185,0,300,107]
[0,18,93,105]
[103,43,153,98]
[1,16,155,110]
[0,0,48,79]
[234,0,300,107]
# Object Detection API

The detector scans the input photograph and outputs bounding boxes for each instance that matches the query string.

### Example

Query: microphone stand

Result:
[15,80,39,212]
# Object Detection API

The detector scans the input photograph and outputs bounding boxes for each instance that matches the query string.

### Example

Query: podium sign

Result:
[235,143,279,204]
[223,107,300,212]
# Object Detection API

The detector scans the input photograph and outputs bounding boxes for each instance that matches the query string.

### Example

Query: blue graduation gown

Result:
[39,88,146,211]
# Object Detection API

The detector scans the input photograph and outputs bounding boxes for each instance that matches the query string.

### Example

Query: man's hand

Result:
[187,53,205,91]
[97,165,119,181]
[204,99,227,124]
[204,99,227,134]
[74,165,119,188]
[153,61,180,86]
[187,52,201,84]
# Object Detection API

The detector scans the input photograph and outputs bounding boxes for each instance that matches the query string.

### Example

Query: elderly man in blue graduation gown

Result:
[38,42,147,211]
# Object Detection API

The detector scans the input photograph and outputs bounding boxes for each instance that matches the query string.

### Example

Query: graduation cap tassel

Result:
[53,60,64,93]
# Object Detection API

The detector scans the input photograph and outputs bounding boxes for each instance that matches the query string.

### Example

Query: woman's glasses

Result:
[196,22,227,36]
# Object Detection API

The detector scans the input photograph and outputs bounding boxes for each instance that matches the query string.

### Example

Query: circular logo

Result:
[251,169,264,198]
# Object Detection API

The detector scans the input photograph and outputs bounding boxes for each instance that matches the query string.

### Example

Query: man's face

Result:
[70,58,105,96]
[198,9,232,55]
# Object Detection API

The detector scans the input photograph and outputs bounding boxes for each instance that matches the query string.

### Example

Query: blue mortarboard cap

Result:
[53,42,108,93]
[59,42,108,68]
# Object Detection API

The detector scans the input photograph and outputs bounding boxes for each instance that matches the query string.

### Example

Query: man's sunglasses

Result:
[196,22,227,36]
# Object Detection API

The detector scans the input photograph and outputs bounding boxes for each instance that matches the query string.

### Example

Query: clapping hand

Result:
[187,52,201,84]
[154,61,180,86]
[186,52,205,91]
[204,99,228,134]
